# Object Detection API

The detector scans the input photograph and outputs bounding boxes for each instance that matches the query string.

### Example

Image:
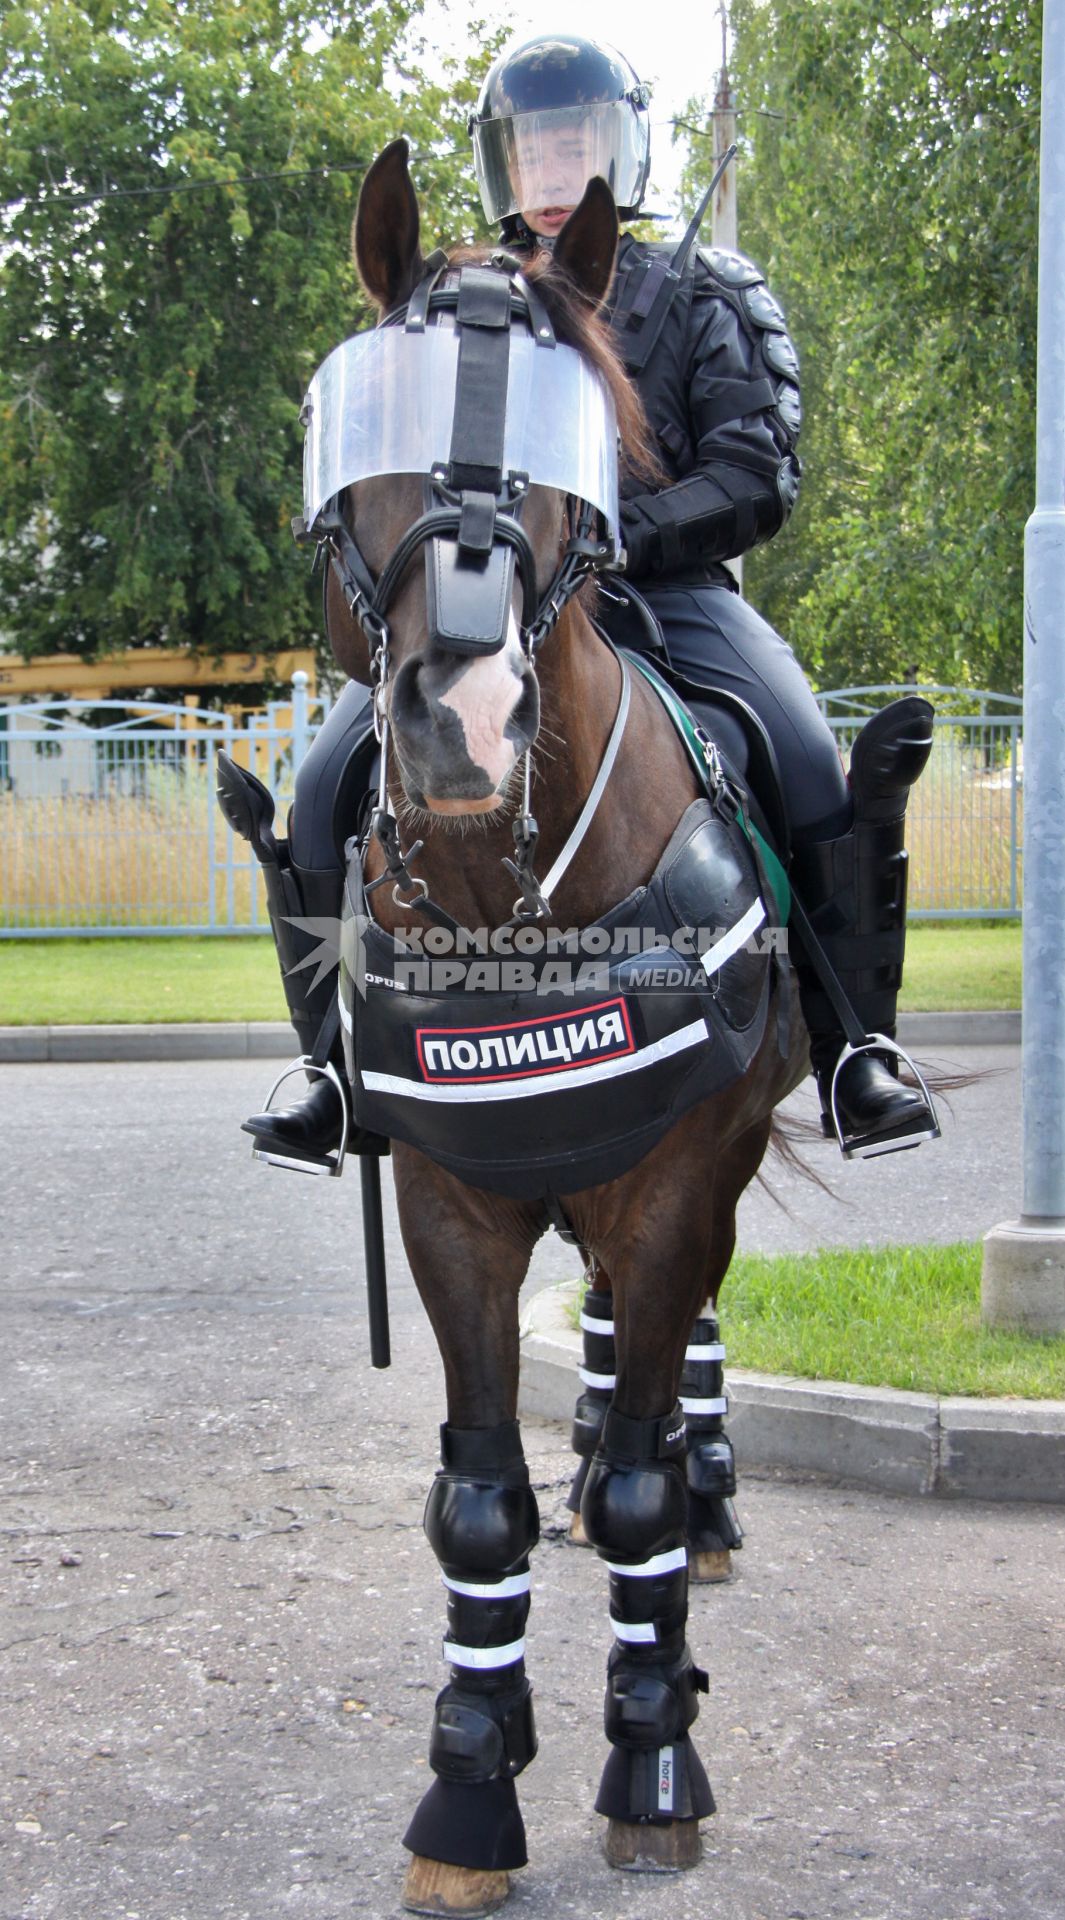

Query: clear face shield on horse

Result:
[298,262,620,864]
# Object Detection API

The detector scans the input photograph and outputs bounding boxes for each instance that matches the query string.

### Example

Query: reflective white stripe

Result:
[611,1618,657,1644]
[361,1020,707,1104]
[443,1636,525,1670]
[681,1395,729,1416]
[685,1341,725,1361]
[339,992,353,1033]
[580,1312,615,1335]
[441,1572,530,1600]
[578,1366,616,1389]
[605,1546,688,1579]
[700,898,766,977]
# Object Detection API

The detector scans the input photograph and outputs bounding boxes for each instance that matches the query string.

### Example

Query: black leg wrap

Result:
[404,1421,539,1873]
[567,1286,615,1515]
[582,1409,713,1826]
[681,1313,744,1554]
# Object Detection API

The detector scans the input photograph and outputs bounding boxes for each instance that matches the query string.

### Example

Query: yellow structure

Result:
[0,648,317,700]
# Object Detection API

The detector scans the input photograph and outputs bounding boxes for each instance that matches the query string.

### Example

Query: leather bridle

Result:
[295,251,625,927]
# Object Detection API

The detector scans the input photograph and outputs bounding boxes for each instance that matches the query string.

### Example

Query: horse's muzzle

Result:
[388,646,539,813]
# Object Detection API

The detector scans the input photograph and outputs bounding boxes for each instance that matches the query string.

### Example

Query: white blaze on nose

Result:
[438,627,527,789]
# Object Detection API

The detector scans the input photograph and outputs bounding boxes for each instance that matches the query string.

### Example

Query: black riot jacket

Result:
[603,233,802,588]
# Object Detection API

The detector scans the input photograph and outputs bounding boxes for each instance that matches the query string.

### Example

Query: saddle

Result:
[593,582,791,863]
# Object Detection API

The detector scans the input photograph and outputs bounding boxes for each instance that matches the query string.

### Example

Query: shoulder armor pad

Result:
[775,380,802,438]
[700,245,764,290]
[741,282,787,333]
[762,329,800,380]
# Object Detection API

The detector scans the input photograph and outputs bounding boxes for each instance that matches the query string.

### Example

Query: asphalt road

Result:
[4,1049,1063,1920]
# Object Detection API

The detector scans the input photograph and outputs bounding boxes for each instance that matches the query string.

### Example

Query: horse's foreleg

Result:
[684,1115,772,1581]
[580,1400,713,1866]
[402,1418,539,1914]
[570,1166,729,1871]
[394,1153,540,1915]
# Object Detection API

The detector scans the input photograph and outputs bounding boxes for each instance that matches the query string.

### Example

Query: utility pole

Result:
[982,0,1065,1333]
[711,4,738,256]
[712,3,742,591]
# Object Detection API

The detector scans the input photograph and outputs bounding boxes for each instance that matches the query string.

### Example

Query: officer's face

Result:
[514,121,597,238]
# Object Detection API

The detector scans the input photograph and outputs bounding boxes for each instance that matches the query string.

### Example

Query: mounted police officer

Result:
[236,31,937,1168]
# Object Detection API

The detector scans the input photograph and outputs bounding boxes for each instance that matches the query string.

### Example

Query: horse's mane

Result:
[447,244,662,487]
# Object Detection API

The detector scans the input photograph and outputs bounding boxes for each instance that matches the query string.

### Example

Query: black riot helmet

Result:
[469,34,652,227]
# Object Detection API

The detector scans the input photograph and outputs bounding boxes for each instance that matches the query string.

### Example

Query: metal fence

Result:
[815,686,1023,920]
[0,672,325,937]
[0,676,1022,936]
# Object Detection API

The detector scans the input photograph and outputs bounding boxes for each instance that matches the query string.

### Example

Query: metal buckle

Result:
[828,1033,941,1161]
[249,1055,350,1178]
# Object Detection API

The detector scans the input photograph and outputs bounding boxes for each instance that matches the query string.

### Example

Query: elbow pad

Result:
[621,459,796,579]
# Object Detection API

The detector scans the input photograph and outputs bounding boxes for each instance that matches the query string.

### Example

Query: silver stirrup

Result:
[250,1056,350,1178]
[829,1033,941,1161]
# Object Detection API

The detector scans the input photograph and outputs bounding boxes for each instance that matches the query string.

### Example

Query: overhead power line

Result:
[2,147,467,215]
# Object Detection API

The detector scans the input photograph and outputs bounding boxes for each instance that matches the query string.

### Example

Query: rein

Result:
[302,251,626,931]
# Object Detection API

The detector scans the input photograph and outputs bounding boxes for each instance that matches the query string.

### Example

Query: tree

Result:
[0,0,490,668]
[680,1,1040,691]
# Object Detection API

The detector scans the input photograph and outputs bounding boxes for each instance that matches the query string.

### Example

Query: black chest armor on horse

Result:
[339,799,776,1201]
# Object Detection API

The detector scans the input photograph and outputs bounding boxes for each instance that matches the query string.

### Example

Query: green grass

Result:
[900,921,1020,1011]
[567,1244,1065,1400]
[0,936,286,1026]
[0,921,1021,1026]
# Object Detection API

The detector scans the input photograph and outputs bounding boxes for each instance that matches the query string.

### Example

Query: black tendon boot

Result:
[791,697,940,1159]
[581,1407,714,1862]
[216,752,378,1174]
[403,1423,539,1880]
[567,1285,616,1532]
[681,1311,743,1580]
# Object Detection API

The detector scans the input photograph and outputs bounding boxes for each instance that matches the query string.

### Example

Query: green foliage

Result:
[681,1,1039,691]
[0,0,492,665]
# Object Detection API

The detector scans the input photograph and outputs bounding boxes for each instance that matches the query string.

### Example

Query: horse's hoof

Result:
[690,1547,734,1584]
[402,1855,510,1916]
[604,1817,702,1872]
[568,1510,589,1546]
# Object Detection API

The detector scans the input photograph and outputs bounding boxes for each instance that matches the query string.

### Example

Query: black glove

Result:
[619,500,660,578]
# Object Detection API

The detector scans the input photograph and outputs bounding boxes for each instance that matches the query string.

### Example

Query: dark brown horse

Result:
[323,142,807,1915]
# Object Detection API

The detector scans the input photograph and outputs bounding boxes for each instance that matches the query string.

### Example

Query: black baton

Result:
[359,1154,391,1369]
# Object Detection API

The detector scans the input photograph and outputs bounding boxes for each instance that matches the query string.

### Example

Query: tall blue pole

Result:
[983,0,1065,1330]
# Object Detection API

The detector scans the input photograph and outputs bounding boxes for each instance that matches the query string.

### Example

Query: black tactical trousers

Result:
[288,586,850,869]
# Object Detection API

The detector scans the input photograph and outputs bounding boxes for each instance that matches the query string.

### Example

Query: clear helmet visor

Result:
[473,101,649,225]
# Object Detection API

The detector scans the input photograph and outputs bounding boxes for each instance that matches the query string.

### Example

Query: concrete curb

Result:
[0,1021,296,1062]
[518,1282,1065,1505]
[0,1010,1020,1062]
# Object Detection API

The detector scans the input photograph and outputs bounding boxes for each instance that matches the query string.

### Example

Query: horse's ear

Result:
[551,177,619,310]
[354,139,423,313]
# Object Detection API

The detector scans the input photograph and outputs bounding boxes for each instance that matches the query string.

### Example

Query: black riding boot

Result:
[790,697,940,1160]
[216,752,360,1173]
